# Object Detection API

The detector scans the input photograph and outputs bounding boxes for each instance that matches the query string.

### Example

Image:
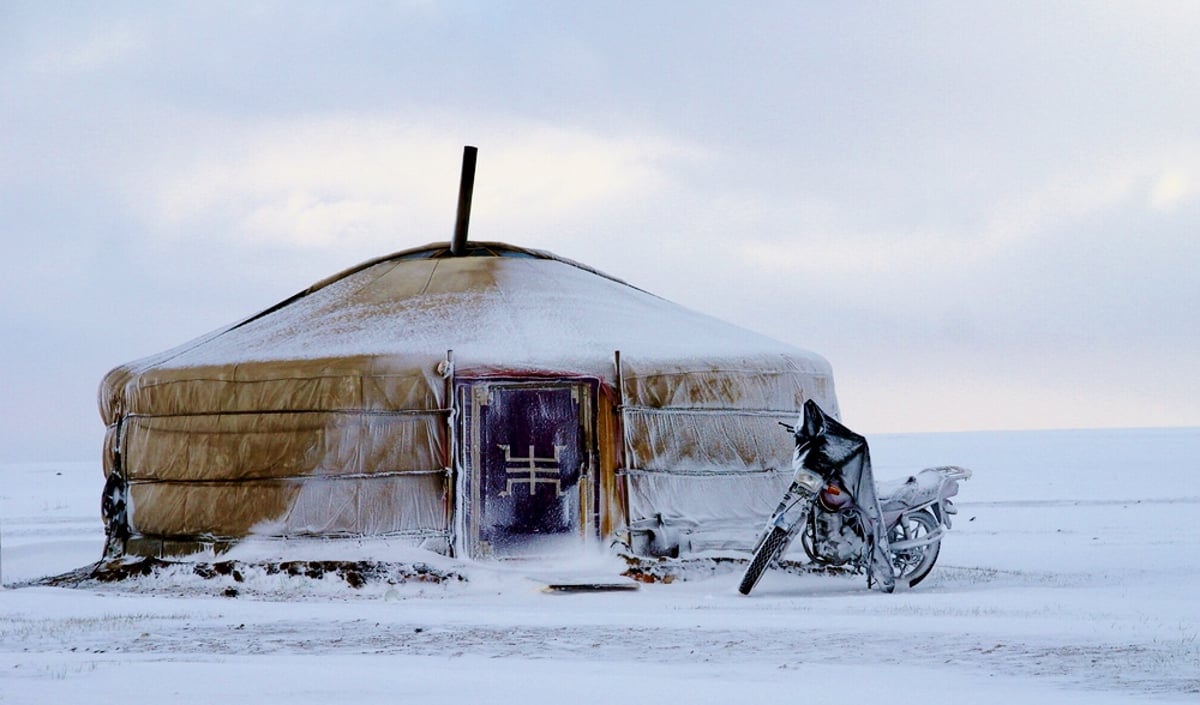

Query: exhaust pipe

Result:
[450,145,477,256]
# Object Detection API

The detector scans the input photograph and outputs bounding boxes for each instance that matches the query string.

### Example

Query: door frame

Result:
[454,377,600,559]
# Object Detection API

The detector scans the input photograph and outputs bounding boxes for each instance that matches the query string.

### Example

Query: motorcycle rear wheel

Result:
[888,510,940,588]
[738,526,792,595]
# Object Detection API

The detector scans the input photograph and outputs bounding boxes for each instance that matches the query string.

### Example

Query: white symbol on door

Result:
[497,444,567,497]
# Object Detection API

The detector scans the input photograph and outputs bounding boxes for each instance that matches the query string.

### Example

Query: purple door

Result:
[461,381,595,558]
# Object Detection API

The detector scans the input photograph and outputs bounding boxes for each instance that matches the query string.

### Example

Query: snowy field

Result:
[2,427,1198,704]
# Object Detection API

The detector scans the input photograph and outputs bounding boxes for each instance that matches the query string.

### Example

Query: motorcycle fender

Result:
[931,500,955,529]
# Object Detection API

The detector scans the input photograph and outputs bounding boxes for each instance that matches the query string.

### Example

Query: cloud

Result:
[730,145,1200,283]
[137,115,704,250]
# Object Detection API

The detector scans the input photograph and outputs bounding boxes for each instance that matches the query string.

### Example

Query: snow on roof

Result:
[126,242,831,375]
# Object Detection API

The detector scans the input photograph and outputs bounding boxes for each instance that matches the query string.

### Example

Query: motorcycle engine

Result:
[805,506,867,566]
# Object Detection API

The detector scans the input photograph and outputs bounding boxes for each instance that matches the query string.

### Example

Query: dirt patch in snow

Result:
[29,557,467,597]
[619,553,857,584]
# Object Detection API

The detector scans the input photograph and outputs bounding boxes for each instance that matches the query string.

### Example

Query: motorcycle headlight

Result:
[794,469,823,493]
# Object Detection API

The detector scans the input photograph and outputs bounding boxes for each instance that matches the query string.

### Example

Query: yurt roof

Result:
[116,241,826,368]
[100,242,835,421]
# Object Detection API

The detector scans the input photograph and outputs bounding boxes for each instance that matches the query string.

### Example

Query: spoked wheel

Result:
[888,510,941,588]
[738,527,792,595]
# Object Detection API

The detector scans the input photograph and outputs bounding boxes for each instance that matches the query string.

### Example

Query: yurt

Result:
[98,149,839,562]
[98,240,838,561]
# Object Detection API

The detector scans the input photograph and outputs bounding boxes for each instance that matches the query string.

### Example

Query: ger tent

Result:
[98,242,839,559]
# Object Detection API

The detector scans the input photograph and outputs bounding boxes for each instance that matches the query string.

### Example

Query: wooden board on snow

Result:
[542,581,641,593]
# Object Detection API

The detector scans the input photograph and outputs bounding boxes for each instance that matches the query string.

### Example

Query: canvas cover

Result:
[99,242,838,556]
[795,399,895,590]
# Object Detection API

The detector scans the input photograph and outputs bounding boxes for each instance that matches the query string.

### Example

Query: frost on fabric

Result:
[102,253,832,385]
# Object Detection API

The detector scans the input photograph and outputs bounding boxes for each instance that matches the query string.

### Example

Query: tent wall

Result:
[100,356,443,423]
[618,354,838,552]
[104,362,453,554]
[102,356,837,557]
[127,474,446,538]
[121,412,444,481]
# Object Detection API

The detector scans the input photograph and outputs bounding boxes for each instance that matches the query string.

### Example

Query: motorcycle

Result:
[738,400,970,595]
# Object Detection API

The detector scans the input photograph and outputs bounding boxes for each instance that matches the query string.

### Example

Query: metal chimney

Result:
[450,145,477,256]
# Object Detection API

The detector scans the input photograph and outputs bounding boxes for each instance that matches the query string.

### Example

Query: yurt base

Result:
[25,551,813,596]
[30,557,467,595]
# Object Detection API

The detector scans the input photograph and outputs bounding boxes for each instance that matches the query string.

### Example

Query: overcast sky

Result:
[2,2,1198,462]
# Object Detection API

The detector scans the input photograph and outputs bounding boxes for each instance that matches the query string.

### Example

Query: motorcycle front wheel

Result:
[738,526,793,595]
[888,510,940,588]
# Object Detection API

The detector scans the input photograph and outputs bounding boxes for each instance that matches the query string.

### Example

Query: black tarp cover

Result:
[796,399,895,591]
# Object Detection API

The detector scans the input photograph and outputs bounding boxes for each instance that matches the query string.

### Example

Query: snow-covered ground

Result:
[2,427,1198,704]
